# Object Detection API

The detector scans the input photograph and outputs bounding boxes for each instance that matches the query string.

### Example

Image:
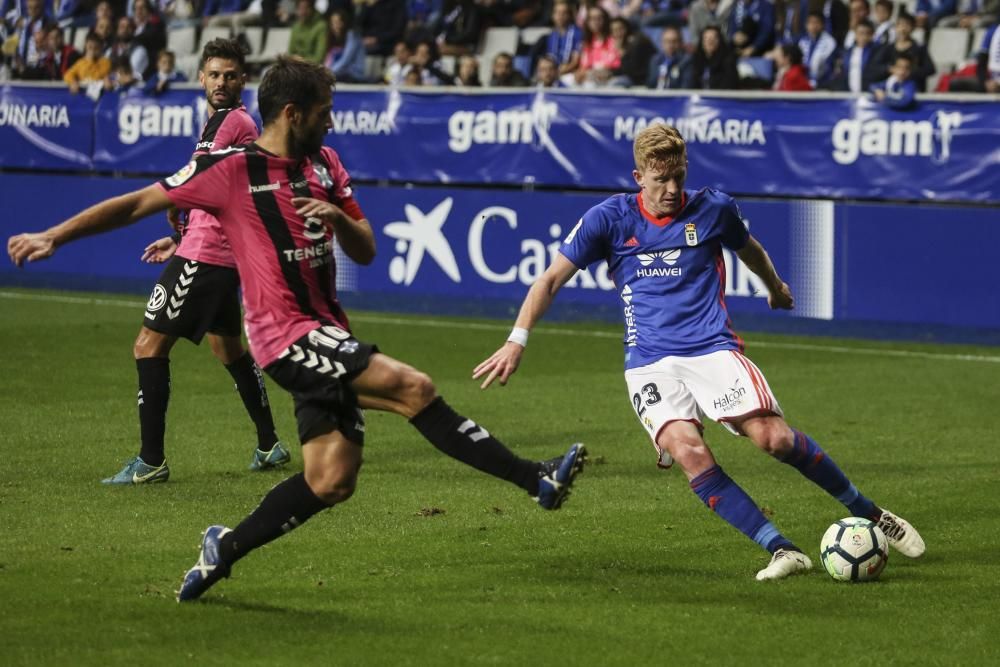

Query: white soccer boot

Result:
[876,509,925,558]
[756,549,813,581]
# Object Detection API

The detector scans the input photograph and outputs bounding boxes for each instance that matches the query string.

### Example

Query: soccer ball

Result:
[820,518,889,582]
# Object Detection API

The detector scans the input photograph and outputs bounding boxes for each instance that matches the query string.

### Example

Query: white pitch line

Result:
[3,289,999,364]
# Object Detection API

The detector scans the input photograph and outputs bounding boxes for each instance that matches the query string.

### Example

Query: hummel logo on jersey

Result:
[384,198,462,286]
[624,236,639,247]
[249,181,280,193]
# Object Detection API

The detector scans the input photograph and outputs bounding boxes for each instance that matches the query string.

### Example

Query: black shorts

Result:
[264,325,378,446]
[142,255,241,342]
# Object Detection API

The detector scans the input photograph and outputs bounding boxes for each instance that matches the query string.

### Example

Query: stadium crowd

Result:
[2,0,998,95]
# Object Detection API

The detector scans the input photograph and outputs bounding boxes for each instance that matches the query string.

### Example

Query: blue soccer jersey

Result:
[560,188,750,369]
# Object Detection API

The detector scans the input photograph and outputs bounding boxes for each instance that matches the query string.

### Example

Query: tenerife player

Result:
[8,56,586,601]
[104,38,290,486]
[475,124,924,580]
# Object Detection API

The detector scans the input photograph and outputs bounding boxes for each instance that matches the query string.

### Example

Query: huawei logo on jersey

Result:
[637,250,681,266]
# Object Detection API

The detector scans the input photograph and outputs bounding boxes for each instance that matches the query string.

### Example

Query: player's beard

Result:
[289,124,325,158]
[207,90,237,111]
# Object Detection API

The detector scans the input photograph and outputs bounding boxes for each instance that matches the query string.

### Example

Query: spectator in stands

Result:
[324,9,366,82]
[809,0,848,45]
[90,15,114,51]
[948,19,1000,91]
[938,0,999,28]
[871,0,894,45]
[843,0,870,48]
[161,0,197,26]
[534,53,565,86]
[576,0,623,27]
[871,51,916,107]
[546,0,582,77]
[479,0,543,28]
[408,0,443,37]
[12,0,52,78]
[132,0,165,60]
[774,0,806,46]
[689,0,726,43]
[570,4,621,86]
[63,31,111,93]
[688,23,740,87]
[728,0,776,56]
[455,56,483,88]
[638,0,693,27]
[203,0,262,31]
[455,52,480,85]
[108,16,148,80]
[774,41,813,87]
[358,0,406,55]
[105,55,141,92]
[383,39,412,84]
[433,0,481,56]
[798,11,837,86]
[289,0,326,63]
[915,0,957,28]
[403,62,423,83]
[490,50,529,85]
[647,24,691,88]
[876,12,934,90]
[38,24,78,79]
[411,38,452,83]
[830,18,881,91]
[610,15,656,86]
[143,48,185,94]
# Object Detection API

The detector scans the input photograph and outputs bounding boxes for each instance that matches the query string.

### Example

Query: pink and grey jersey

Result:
[175,106,259,268]
[560,188,750,370]
[158,144,365,367]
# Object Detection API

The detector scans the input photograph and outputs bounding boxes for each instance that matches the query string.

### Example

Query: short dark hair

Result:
[896,11,915,25]
[200,37,247,71]
[258,55,336,125]
[874,0,893,11]
[895,52,914,66]
[781,43,804,65]
[856,18,875,31]
[807,10,826,22]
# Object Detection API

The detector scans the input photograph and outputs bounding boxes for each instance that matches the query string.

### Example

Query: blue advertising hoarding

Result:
[0,84,94,170]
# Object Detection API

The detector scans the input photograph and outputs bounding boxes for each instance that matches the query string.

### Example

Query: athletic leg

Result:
[133,326,176,466]
[208,333,282,454]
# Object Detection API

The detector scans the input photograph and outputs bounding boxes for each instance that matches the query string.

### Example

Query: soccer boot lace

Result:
[177,525,232,602]
[249,441,291,471]
[756,548,813,581]
[876,509,925,558]
[536,442,587,510]
[101,456,170,485]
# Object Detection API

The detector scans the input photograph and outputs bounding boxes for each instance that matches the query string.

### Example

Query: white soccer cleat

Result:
[876,509,925,558]
[756,549,813,581]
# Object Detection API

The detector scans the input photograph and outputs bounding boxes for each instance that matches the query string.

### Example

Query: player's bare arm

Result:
[735,235,794,310]
[291,196,376,265]
[8,185,174,267]
[474,253,579,389]
[141,236,179,264]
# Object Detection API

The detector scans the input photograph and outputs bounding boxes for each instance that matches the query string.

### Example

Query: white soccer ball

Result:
[820,518,889,582]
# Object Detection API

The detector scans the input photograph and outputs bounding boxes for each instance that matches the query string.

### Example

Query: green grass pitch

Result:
[1,288,999,665]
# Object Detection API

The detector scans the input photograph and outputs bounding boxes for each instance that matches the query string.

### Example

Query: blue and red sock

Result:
[690,465,798,554]
[781,430,881,521]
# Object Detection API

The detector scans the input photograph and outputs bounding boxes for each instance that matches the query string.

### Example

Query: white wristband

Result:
[507,327,529,347]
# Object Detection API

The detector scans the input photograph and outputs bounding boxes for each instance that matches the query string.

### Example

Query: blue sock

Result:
[690,465,798,554]
[781,430,881,520]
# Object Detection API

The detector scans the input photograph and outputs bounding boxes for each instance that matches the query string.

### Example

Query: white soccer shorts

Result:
[623,349,783,468]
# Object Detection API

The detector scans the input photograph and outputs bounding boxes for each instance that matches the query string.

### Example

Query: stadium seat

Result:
[479,26,519,85]
[439,54,457,75]
[929,27,971,67]
[519,26,551,49]
[242,26,264,57]
[738,57,774,82]
[971,27,987,55]
[912,27,925,45]
[364,55,384,82]
[72,27,87,52]
[246,27,291,64]
[513,54,533,79]
[642,26,663,49]
[198,26,233,53]
[167,26,197,56]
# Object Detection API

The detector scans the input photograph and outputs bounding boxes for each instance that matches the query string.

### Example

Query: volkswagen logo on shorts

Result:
[146,284,167,312]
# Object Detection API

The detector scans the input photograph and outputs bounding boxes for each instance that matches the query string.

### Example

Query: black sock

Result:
[410,397,541,495]
[219,472,329,565]
[136,357,170,467]
[225,352,278,450]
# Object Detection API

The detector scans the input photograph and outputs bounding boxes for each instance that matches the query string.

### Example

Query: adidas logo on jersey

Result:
[624,236,639,247]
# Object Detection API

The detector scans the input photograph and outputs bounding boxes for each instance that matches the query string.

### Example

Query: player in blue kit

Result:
[475,123,925,580]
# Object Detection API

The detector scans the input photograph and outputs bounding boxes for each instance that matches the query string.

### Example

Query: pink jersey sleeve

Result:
[157,152,237,216]
[320,146,365,221]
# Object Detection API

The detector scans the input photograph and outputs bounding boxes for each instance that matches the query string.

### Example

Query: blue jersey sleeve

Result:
[559,205,609,269]
[719,196,750,251]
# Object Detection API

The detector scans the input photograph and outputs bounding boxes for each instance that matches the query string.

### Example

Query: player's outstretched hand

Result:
[769,282,794,310]
[7,233,56,267]
[473,342,525,389]
[291,197,345,228]
[142,237,178,264]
